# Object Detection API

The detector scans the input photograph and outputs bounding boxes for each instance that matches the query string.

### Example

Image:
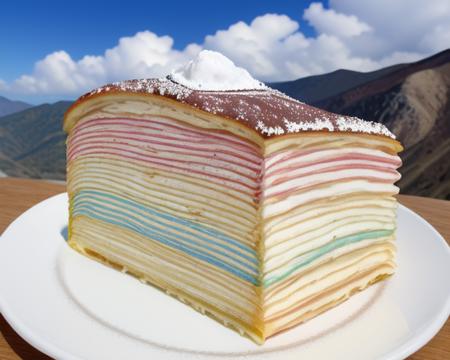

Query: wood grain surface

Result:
[0,177,448,360]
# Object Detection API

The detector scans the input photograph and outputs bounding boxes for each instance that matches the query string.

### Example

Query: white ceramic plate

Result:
[0,193,449,360]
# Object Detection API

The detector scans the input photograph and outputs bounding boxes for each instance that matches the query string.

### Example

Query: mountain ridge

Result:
[0,95,32,117]
[314,49,450,113]
[0,49,449,199]
[269,63,407,104]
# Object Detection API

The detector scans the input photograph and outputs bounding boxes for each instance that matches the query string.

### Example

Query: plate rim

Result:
[0,193,79,360]
[375,204,450,360]
[0,193,449,360]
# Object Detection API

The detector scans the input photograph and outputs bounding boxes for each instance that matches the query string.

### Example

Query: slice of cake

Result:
[64,50,402,344]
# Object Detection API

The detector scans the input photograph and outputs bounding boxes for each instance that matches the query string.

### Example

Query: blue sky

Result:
[0,0,448,104]
[0,0,316,82]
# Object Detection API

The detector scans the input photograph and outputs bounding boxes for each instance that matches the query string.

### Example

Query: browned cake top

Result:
[65,77,396,139]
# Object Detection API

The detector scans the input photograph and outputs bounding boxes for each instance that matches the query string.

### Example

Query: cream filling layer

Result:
[264,246,394,318]
[265,147,400,172]
[68,157,258,244]
[71,216,260,324]
[264,194,396,236]
[263,180,399,218]
[265,207,395,249]
[66,96,264,147]
[263,236,394,294]
[264,132,402,155]
[265,169,399,198]
[264,222,395,272]
[264,264,394,334]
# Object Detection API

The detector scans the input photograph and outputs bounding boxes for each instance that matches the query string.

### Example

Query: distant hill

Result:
[271,49,450,200]
[0,96,32,117]
[0,101,71,179]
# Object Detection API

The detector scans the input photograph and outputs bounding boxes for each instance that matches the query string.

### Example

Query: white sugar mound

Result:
[170,50,268,91]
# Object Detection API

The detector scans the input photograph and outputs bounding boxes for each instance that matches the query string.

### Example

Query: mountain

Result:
[0,101,71,179]
[271,49,450,200]
[0,96,32,117]
[0,49,448,199]
[269,63,407,104]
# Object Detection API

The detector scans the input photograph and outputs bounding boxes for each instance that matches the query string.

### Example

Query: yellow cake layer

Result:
[70,216,261,323]
[68,156,259,246]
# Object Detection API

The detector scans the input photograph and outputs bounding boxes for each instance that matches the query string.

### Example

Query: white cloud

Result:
[330,0,450,57]
[304,3,371,38]
[377,51,426,68]
[204,14,301,79]
[9,31,201,96]
[203,13,375,80]
[2,0,449,100]
[420,24,450,53]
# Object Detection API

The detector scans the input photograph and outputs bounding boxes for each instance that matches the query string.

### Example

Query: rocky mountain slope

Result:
[0,101,71,179]
[0,49,448,199]
[271,49,450,200]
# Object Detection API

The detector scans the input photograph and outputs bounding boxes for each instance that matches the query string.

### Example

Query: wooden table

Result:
[0,177,448,360]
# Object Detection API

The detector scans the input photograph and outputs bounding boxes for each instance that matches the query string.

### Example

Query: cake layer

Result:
[263,230,394,286]
[264,147,401,199]
[63,77,397,140]
[66,106,267,344]
[68,157,258,243]
[263,181,398,218]
[264,264,394,337]
[65,73,403,344]
[264,240,395,304]
[257,129,401,339]
[263,194,396,239]
[71,190,259,284]
[69,216,263,342]
[64,94,265,147]
[263,214,395,263]
[68,116,262,196]
[265,205,395,248]
[265,147,401,172]
[264,244,395,319]
[265,132,402,155]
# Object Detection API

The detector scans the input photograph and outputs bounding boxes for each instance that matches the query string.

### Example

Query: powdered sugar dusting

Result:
[73,52,396,140]
[85,78,193,101]
[283,117,334,133]
[336,116,395,139]
[169,50,268,91]
[256,120,285,136]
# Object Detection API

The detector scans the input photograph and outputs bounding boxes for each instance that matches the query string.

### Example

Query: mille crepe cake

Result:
[64,50,402,344]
